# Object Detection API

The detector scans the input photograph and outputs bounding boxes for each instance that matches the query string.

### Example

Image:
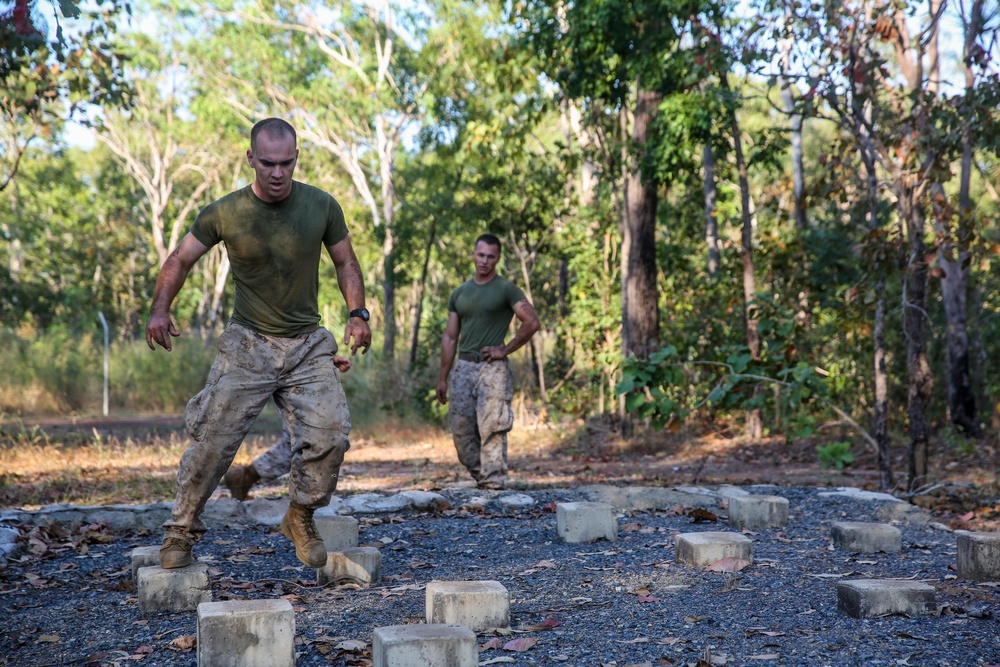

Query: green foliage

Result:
[816,441,854,470]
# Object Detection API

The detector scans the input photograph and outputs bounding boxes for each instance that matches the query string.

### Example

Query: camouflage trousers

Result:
[164,323,351,543]
[448,358,514,486]
[251,420,294,483]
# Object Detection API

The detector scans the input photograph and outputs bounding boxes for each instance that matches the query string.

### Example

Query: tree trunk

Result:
[620,85,661,361]
[779,13,806,231]
[378,116,399,362]
[935,1,985,435]
[702,144,720,276]
[407,222,436,371]
[724,76,762,438]
[726,80,760,360]
[901,190,933,490]
[861,129,892,490]
[511,233,548,403]
[381,230,397,361]
[874,284,893,490]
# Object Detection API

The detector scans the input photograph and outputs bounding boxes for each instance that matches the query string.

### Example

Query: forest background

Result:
[1,0,999,502]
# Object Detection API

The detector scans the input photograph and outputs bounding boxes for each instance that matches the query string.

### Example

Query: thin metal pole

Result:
[98,311,109,416]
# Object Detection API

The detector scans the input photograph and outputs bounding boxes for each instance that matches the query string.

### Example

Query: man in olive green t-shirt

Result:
[145,118,372,569]
[436,234,540,489]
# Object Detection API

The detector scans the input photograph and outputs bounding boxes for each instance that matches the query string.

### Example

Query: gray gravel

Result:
[2,485,998,667]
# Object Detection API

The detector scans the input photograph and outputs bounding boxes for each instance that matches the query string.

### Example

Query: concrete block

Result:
[317,547,382,586]
[727,494,789,530]
[425,580,510,631]
[372,624,477,667]
[957,531,1000,581]
[315,514,359,550]
[831,522,902,553]
[197,599,295,667]
[137,563,212,613]
[837,579,936,618]
[675,531,753,567]
[556,501,617,543]
[130,546,161,580]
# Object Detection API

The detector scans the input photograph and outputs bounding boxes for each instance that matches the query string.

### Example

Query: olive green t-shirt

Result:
[189,182,349,337]
[447,276,527,353]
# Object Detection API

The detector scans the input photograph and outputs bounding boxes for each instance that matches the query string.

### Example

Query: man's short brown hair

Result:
[251,118,297,150]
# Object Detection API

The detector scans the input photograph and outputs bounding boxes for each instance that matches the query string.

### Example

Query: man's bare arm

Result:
[436,311,461,404]
[146,233,211,351]
[482,299,541,362]
[326,235,371,355]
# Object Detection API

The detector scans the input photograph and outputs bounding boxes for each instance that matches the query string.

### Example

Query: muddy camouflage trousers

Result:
[448,358,514,485]
[252,421,295,483]
[164,324,351,542]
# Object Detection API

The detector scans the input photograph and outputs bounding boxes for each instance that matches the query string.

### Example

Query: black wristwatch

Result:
[349,307,370,322]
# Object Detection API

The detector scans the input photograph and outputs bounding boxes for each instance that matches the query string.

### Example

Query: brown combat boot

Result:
[160,536,193,569]
[223,464,261,501]
[279,502,327,567]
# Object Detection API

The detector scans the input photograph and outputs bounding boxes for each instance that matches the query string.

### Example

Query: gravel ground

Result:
[2,485,999,667]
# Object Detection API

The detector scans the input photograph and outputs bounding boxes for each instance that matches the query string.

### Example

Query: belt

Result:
[459,352,485,362]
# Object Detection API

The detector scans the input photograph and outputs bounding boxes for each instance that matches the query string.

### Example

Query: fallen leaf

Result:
[169,635,197,652]
[637,595,662,603]
[37,634,61,643]
[534,560,557,569]
[135,646,155,654]
[480,638,504,651]
[621,522,644,532]
[632,587,651,596]
[683,616,710,624]
[616,637,650,644]
[657,637,685,645]
[518,616,562,632]
[687,508,718,523]
[705,557,751,572]
[334,639,368,652]
[502,637,539,652]
[480,658,516,665]
[747,654,779,660]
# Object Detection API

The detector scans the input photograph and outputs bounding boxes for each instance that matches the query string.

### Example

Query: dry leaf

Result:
[480,658,516,665]
[480,638,504,651]
[334,639,368,652]
[616,637,650,644]
[657,637,685,645]
[36,634,61,643]
[502,637,539,652]
[621,522,644,532]
[705,557,751,572]
[636,595,662,603]
[169,635,197,652]
[747,655,779,660]
[683,615,709,624]
[687,508,718,523]
[518,617,562,632]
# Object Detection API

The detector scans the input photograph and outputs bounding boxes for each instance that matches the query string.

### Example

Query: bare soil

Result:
[2,414,999,530]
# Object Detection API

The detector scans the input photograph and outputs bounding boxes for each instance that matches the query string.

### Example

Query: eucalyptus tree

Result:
[0,0,130,191]
[935,0,1000,437]
[785,0,1000,488]
[517,0,727,362]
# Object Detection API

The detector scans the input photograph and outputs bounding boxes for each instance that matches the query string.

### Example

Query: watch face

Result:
[351,308,370,322]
